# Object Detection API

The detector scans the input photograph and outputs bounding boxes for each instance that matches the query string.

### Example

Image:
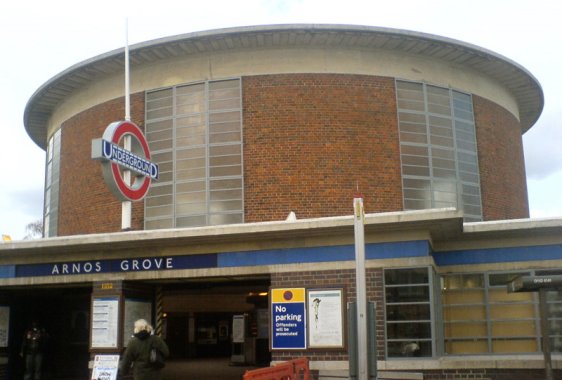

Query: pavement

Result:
[162,358,261,380]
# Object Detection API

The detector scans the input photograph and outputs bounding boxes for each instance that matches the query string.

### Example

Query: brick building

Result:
[1,25,560,379]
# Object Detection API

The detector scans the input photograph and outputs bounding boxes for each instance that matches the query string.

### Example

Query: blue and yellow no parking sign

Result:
[271,288,306,349]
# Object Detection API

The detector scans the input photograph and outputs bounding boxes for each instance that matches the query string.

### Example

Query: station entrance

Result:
[4,284,92,379]
[2,276,270,379]
[159,276,271,366]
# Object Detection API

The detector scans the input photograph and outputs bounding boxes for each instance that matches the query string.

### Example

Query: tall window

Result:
[396,81,482,222]
[44,129,61,237]
[442,270,562,354]
[384,267,438,358]
[144,79,243,229]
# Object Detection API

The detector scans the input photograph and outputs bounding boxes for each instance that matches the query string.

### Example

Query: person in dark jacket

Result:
[20,320,49,380]
[119,319,170,380]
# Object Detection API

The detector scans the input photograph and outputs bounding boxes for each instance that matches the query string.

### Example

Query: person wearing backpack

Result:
[119,319,169,380]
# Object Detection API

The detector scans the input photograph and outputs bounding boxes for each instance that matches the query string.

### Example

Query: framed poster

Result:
[91,296,120,349]
[232,315,245,343]
[307,288,345,348]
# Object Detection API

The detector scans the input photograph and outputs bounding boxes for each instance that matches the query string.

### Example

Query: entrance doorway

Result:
[159,277,271,366]
[6,285,91,379]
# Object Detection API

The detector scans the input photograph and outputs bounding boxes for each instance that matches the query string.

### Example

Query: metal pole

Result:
[539,288,553,380]
[122,19,132,230]
[354,196,368,380]
[124,18,131,122]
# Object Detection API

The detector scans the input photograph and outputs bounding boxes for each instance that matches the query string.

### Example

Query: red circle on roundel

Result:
[283,291,293,301]
[109,121,152,202]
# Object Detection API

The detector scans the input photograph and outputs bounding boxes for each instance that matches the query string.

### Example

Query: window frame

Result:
[144,78,244,230]
[440,270,562,355]
[384,267,439,359]
[396,80,483,222]
[44,129,61,237]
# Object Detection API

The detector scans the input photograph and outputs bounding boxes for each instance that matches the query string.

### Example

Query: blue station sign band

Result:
[14,254,217,278]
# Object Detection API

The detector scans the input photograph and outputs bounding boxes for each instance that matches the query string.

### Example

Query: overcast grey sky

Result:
[1,0,561,239]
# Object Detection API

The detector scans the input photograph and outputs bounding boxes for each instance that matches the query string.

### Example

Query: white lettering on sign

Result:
[533,278,553,284]
[274,305,303,323]
[101,139,159,180]
[51,261,102,275]
[50,258,174,275]
[119,258,174,271]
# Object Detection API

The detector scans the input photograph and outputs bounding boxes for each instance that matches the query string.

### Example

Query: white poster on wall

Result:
[232,315,245,343]
[307,289,344,348]
[91,297,119,348]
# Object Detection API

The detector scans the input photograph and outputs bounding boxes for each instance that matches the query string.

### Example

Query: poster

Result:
[0,306,9,347]
[123,299,152,347]
[307,289,344,348]
[91,355,119,380]
[232,315,245,343]
[91,297,119,348]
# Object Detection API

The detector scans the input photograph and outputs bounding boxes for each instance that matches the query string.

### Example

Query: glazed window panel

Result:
[145,79,243,229]
[176,215,207,228]
[384,267,436,358]
[145,89,173,120]
[145,218,174,229]
[396,80,482,221]
[440,271,562,354]
[445,321,487,338]
[44,129,61,237]
[209,213,243,225]
[445,340,487,354]
[145,195,173,208]
[385,286,430,303]
[385,267,430,285]
[176,202,207,214]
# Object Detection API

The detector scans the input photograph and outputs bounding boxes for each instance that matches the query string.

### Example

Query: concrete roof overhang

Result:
[24,24,544,150]
[0,208,464,261]
[3,208,562,282]
[4,208,562,261]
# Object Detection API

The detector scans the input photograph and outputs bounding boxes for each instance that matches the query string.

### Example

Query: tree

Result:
[24,219,43,240]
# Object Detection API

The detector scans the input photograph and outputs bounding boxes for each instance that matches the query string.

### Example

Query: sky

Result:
[0,0,561,240]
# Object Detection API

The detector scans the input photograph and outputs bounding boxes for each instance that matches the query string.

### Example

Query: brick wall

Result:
[55,75,529,235]
[422,368,559,380]
[270,268,385,362]
[57,93,145,236]
[242,74,403,221]
[473,95,529,220]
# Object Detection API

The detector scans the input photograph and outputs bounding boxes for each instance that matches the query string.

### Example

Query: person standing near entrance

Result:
[20,320,49,380]
[119,319,170,380]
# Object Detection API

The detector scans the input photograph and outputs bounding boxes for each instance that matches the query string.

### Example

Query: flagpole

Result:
[122,18,132,230]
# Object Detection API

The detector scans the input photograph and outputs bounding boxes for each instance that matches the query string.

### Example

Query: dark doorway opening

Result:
[160,277,271,366]
[7,285,91,380]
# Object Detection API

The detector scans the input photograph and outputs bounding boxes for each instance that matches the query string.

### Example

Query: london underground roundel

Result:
[91,120,159,202]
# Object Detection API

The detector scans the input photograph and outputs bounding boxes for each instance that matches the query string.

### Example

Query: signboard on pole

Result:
[508,275,562,293]
[271,288,306,349]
